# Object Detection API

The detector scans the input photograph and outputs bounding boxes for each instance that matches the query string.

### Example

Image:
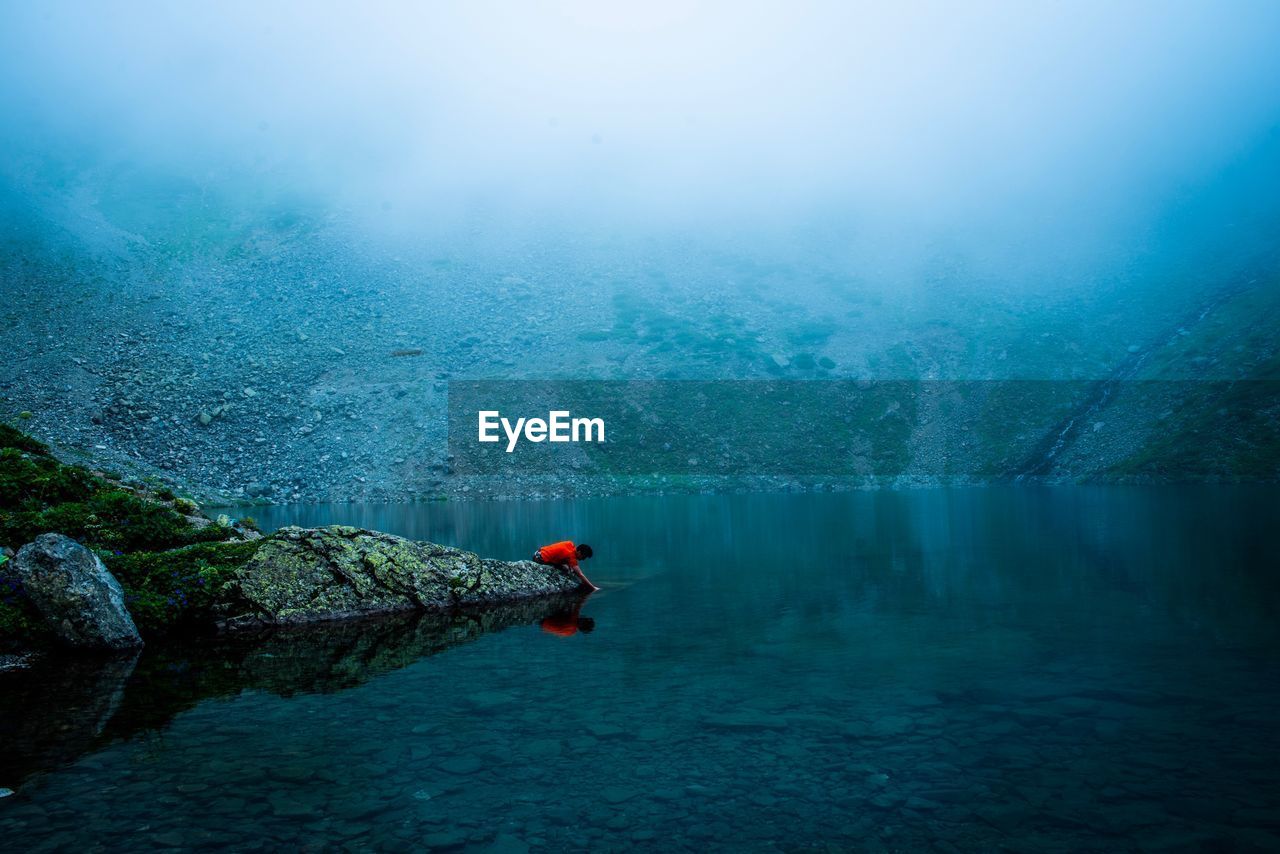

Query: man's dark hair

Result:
[577,617,596,633]
[576,544,593,559]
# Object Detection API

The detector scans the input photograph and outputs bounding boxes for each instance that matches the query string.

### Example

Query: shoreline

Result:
[0,426,589,659]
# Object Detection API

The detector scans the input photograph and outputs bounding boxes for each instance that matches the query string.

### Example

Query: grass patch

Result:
[0,557,53,651]
[0,423,50,454]
[1106,377,1280,479]
[0,428,234,554]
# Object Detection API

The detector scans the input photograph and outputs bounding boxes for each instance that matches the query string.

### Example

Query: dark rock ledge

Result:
[7,526,585,654]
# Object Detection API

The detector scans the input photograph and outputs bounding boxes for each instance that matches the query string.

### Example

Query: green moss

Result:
[2,489,233,554]
[1106,375,1280,479]
[0,423,50,454]
[0,426,252,645]
[103,540,261,634]
[0,600,53,651]
[0,429,234,553]
[0,553,54,651]
[0,449,96,514]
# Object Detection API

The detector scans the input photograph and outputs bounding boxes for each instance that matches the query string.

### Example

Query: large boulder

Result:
[13,534,143,650]
[229,526,584,625]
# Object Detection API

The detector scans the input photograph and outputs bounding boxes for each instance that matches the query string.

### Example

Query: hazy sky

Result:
[3,1,1280,255]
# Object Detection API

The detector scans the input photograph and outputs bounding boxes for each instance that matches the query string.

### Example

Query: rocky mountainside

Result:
[2,158,1278,500]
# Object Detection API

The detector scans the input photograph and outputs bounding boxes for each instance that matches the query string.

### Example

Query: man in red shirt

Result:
[533,540,598,590]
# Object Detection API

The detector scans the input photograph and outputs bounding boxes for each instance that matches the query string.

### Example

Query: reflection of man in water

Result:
[540,597,595,637]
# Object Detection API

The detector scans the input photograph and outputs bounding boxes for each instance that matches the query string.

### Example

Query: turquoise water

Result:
[3,487,1279,851]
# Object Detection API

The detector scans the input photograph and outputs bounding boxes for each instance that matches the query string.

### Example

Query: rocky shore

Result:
[0,425,584,659]
[8,527,582,653]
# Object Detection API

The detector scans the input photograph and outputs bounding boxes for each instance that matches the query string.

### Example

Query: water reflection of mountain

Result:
[0,593,587,788]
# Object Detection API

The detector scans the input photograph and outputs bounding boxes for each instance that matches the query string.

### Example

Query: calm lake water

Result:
[3,486,1279,852]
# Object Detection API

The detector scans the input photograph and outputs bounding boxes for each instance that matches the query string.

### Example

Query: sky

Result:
[2,0,1280,272]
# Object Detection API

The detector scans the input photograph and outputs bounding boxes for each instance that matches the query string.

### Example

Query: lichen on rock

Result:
[228,525,583,626]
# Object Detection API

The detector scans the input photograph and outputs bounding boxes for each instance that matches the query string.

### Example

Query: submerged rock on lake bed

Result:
[228,525,584,626]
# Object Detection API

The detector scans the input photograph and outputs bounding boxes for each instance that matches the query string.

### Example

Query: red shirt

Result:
[539,540,579,569]
[540,614,579,637]
[541,598,585,637]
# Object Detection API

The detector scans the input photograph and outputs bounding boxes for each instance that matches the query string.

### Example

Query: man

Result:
[533,540,598,590]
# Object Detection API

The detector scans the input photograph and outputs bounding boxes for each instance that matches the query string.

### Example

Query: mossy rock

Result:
[229,526,583,626]
[0,426,244,646]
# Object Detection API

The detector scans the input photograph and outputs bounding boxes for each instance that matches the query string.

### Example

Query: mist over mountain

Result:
[2,1,1278,500]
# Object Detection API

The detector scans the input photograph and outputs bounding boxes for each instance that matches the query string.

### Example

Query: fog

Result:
[2,1,1279,498]
[2,0,1280,296]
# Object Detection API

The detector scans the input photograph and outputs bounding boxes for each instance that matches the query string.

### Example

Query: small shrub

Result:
[104,540,261,634]
[0,558,52,650]
[786,317,839,347]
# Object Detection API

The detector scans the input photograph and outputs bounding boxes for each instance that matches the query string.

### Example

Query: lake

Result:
[3,486,1279,851]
